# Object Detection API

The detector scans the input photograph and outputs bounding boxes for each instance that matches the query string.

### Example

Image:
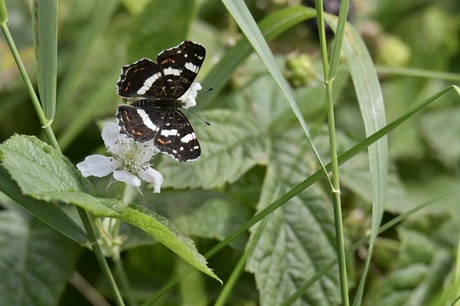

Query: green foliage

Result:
[0,0,459,305]
[33,0,58,121]
[158,109,268,189]
[0,211,81,305]
[0,135,220,283]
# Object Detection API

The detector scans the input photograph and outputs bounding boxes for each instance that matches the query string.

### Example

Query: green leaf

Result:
[158,109,268,189]
[365,226,452,306]
[0,135,83,194]
[151,189,252,250]
[0,135,220,282]
[419,106,460,166]
[0,166,87,245]
[0,210,81,306]
[32,0,58,121]
[121,204,221,283]
[246,128,340,306]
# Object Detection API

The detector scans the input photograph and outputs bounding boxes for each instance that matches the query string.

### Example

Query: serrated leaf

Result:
[0,210,81,306]
[120,204,220,282]
[38,191,221,282]
[0,135,82,194]
[158,109,268,189]
[150,189,252,250]
[0,135,220,282]
[366,227,452,306]
[246,129,340,306]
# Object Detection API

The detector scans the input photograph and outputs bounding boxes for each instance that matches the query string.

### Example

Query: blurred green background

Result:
[0,0,459,305]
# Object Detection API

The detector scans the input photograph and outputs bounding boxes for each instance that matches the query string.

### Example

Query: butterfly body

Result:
[116,41,205,162]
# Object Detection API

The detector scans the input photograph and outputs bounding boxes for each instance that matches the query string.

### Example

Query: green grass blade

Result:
[199,6,316,109]
[376,66,460,81]
[55,0,118,127]
[316,1,352,304]
[328,0,350,78]
[222,1,331,186]
[32,0,58,122]
[282,188,460,305]
[143,85,457,302]
[1,12,60,150]
[325,15,388,305]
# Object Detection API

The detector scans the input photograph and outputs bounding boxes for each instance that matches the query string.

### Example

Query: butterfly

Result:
[116,41,205,162]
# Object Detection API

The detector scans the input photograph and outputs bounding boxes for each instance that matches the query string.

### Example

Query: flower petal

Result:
[137,167,163,193]
[77,155,119,177]
[113,170,141,187]
[101,122,122,155]
[136,140,159,163]
[179,82,201,109]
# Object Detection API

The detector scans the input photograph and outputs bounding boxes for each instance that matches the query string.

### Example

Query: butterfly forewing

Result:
[115,41,205,162]
[117,59,169,100]
[157,42,206,98]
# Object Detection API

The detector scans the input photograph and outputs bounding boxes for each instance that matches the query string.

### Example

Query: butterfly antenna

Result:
[196,87,214,97]
[184,87,213,126]
[187,108,211,126]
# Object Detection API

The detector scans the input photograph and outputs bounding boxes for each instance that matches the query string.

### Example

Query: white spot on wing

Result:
[181,133,196,143]
[136,109,157,131]
[160,129,178,137]
[185,62,199,73]
[137,72,161,95]
[163,67,181,76]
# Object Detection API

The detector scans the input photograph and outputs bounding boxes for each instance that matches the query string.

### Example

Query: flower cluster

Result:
[77,122,163,193]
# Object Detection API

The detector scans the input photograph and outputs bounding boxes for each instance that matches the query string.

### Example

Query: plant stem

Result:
[82,212,126,306]
[315,1,350,305]
[114,255,137,306]
[1,11,125,305]
[0,23,60,151]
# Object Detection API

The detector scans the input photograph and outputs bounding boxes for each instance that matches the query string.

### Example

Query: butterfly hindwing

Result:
[152,107,200,162]
[116,102,200,162]
[117,104,160,142]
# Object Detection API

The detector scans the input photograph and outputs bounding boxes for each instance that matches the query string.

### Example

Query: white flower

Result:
[179,82,202,109]
[77,122,163,193]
